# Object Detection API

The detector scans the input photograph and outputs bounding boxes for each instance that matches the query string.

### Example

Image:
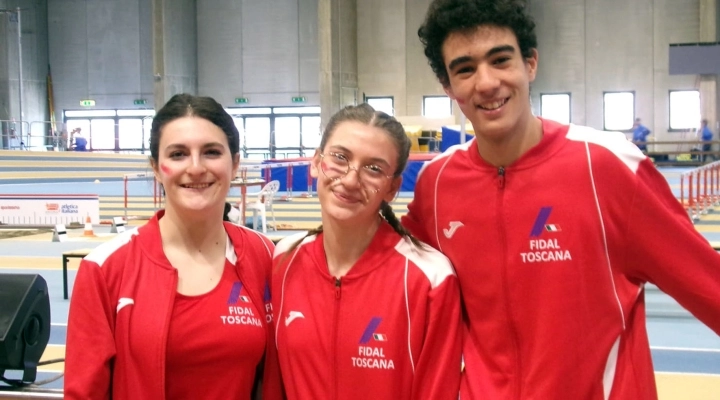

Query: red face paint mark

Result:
[160,163,171,175]
[456,98,466,105]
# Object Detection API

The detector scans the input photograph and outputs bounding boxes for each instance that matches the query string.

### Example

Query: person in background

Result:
[65,94,281,400]
[699,118,714,162]
[632,117,651,152]
[404,0,720,398]
[272,104,462,399]
[71,128,88,151]
[58,129,68,151]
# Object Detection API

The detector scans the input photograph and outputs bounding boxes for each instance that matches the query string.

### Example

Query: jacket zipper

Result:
[497,166,520,399]
[333,277,341,400]
[498,166,506,189]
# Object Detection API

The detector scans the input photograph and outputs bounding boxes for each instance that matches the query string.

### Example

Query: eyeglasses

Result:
[319,152,394,192]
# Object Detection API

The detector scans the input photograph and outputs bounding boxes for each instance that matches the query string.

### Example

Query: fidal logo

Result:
[46,203,60,212]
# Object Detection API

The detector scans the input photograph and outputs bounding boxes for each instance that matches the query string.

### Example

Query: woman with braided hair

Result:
[271,104,462,399]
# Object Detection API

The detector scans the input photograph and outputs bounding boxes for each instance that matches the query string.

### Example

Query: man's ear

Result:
[310,149,321,179]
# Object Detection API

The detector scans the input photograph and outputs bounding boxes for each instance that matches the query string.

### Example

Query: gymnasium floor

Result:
[1,167,719,398]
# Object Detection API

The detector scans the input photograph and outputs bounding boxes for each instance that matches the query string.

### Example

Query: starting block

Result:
[111,217,127,234]
[52,224,68,242]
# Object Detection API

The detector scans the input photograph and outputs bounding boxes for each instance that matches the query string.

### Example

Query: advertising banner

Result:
[0,194,100,225]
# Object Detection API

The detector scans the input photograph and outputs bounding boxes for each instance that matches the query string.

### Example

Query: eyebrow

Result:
[447,44,516,71]
[164,142,226,151]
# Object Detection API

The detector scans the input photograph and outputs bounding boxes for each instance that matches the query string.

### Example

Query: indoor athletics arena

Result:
[1,0,720,399]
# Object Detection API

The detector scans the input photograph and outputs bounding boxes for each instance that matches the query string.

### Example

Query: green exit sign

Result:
[80,99,96,107]
[133,99,147,105]
[235,97,249,104]
[291,96,306,103]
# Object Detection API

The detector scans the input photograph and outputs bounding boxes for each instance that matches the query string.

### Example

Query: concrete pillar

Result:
[0,1,11,123]
[318,0,357,129]
[319,0,333,127]
[700,0,717,131]
[152,0,197,110]
[152,0,167,109]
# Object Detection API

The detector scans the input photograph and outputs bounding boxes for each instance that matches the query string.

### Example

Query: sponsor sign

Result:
[0,194,100,225]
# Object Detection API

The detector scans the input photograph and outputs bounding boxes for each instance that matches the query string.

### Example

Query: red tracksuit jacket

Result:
[64,211,282,400]
[402,118,720,399]
[272,221,462,400]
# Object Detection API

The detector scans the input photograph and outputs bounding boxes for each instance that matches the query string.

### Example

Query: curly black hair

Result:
[418,0,538,86]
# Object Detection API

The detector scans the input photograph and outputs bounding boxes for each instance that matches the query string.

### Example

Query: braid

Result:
[278,225,324,267]
[379,201,423,248]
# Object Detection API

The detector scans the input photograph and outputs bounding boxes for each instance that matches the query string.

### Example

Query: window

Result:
[669,90,701,131]
[273,106,321,115]
[603,91,635,131]
[118,119,144,149]
[244,117,271,149]
[226,107,272,115]
[89,119,116,150]
[232,117,245,151]
[65,110,117,118]
[274,117,301,148]
[117,109,155,117]
[366,97,394,116]
[301,116,321,150]
[423,96,452,117]
[540,93,571,125]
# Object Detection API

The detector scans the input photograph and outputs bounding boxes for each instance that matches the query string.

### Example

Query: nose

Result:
[473,65,500,95]
[340,165,362,189]
[186,154,206,175]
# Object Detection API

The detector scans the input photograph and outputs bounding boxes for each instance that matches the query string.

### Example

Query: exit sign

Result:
[291,96,306,103]
[235,97,249,104]
[133,99,147,105]
[80,100,96,107]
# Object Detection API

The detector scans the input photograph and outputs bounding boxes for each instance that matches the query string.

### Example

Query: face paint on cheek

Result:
[456,98,467,105]
[159,163,171,175]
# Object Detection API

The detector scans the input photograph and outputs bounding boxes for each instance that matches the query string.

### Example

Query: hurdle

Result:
[123,172,162,220]
[679,161,720,222]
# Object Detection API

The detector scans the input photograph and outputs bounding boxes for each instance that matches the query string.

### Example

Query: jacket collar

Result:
[466,117,570,171]
[311,220,400,281]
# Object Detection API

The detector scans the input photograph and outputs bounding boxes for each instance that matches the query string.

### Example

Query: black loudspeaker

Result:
[0,274,51,385]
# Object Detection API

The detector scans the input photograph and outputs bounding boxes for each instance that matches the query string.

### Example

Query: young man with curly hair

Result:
[402,0,720,399]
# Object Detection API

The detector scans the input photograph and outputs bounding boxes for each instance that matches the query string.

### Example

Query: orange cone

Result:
[83,215,95,237]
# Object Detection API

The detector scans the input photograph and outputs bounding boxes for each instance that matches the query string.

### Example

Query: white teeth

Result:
[479,99,506,110]
[183,183,211,189]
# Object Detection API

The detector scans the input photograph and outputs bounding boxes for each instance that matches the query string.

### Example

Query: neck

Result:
[159,206,227,254]
[322,215,381,278]
[476,114,543,167]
